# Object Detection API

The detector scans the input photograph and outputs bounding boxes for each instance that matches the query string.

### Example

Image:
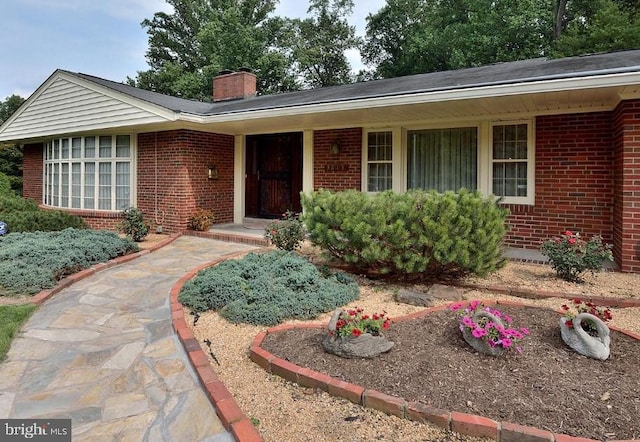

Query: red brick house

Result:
[1,50,640,271]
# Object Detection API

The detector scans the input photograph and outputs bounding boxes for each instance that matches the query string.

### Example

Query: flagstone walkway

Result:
[0,236,257,441]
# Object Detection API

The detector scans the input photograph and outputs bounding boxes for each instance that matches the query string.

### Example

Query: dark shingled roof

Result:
[70,49,640,117]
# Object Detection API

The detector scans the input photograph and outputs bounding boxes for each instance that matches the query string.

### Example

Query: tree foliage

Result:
[362,0,640,79]
[289,0,361,88]
[0,95,26,194]
[131,0,298,98]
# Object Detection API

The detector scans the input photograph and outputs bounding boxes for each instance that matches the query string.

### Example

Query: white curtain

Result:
[408,127,477,192]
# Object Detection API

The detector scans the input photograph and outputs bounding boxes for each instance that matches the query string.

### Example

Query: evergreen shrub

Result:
[178,251,359,325]
[119,207,149,242]
[0,172,88,232]
[300,189,508,280]
[0,228,138,296]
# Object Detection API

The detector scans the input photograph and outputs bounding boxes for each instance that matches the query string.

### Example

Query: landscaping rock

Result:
[396,289,434,307]
[426,284,464,301]
[322,333,394,359]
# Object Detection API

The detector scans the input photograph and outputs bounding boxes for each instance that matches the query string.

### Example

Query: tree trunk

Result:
[553,0,569,40]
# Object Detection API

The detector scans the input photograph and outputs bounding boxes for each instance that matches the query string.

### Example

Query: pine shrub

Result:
[301,189,508,281]
[178,251,359,325]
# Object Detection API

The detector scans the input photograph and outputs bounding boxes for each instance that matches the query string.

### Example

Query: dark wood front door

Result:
[245,133,302,218]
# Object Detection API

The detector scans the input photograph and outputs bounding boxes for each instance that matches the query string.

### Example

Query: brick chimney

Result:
[212,69,257,102]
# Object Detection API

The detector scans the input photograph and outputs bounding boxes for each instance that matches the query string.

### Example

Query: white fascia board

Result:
[179,71,640,125]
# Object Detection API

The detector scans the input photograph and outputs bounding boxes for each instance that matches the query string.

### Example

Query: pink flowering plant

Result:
[540,231,612,283]
[450,300,530,353]
[332,307,391,338]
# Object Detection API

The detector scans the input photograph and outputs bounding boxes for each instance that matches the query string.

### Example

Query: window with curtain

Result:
[492,123,529,198]
[407,127,478,192]
[366,131,393,192]
[44,135,133,211]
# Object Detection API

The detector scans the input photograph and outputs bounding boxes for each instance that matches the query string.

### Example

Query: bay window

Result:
[44,135,134,211]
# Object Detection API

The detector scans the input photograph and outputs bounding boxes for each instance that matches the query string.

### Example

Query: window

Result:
[407,127,477,192]
[491,122,533,203]
[44,135,133,211]
[366,131,393,192]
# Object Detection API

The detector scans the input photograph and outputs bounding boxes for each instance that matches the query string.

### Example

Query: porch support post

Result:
[302,130,314,194]
[233,134,245,224]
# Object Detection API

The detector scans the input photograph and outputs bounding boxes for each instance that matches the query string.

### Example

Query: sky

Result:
[0,0,387,101]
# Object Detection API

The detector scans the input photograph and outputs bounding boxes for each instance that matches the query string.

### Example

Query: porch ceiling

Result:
[195,85,633,135]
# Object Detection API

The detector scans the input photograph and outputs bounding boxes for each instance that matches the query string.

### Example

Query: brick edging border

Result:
[169,252,263,442]
[29,233,182,305]
[250,300,640,442]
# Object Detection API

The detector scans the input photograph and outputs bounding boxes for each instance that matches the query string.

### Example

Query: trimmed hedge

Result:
[179,251,359,326]
[0,228,139,296]
[301,189,509,281]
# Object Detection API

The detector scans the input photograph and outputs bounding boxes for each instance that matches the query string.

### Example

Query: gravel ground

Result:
[186,258,640,442]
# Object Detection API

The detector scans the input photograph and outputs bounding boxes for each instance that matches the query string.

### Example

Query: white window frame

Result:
[43,134,137,211]
[362,127,404,193]
[489,120,535,205]
[360,119,535,205]
[401,121,481,194]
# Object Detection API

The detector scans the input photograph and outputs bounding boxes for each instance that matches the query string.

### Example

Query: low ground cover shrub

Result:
[0,228,138,296]
[301,189,508,281]
[179,251,359,325]
[0,172,88,232]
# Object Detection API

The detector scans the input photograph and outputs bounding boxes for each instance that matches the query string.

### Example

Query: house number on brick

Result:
[324,163,350,172]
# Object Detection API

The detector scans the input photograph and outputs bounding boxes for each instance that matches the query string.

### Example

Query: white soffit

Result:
[0,71,176,142]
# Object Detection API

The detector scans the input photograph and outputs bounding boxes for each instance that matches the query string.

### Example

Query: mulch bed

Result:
[261,305,640,440]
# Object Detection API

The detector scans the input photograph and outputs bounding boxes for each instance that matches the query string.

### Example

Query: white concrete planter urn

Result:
[560,313,611,361]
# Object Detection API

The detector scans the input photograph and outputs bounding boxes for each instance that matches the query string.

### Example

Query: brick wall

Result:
[504,112,614,250]
[22,143,43,202]
[613,100,640,272]
[313,128,362,190]
[137,130,234,233]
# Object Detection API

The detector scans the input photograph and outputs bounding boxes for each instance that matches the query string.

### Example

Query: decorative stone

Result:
[426,284,464,301]
[396,289,434,307]
[559,313,610,360]
[461,311,506,357]
[322,309,394,359]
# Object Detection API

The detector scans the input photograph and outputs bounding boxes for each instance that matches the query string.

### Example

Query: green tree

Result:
[0,95,26,194]
[130,0,298,99]
[552,0,640,56]
[290,0,361,88]
[362,0,640,79]
[363,0,551,78]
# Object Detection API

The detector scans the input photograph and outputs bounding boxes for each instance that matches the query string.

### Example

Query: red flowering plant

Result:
[560,298,612,335]
[333,307,391,338]
[450,300,530,354]
[540,231,613,283]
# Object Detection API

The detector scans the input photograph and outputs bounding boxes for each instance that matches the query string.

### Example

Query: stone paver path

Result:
[0,236,257,441]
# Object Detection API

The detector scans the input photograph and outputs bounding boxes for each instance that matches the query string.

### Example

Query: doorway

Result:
[245,132,303,218]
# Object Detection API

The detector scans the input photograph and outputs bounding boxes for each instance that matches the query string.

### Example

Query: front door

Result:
[245,133,303,218]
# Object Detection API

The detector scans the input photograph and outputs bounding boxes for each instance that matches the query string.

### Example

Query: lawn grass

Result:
[0,304,37,360]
